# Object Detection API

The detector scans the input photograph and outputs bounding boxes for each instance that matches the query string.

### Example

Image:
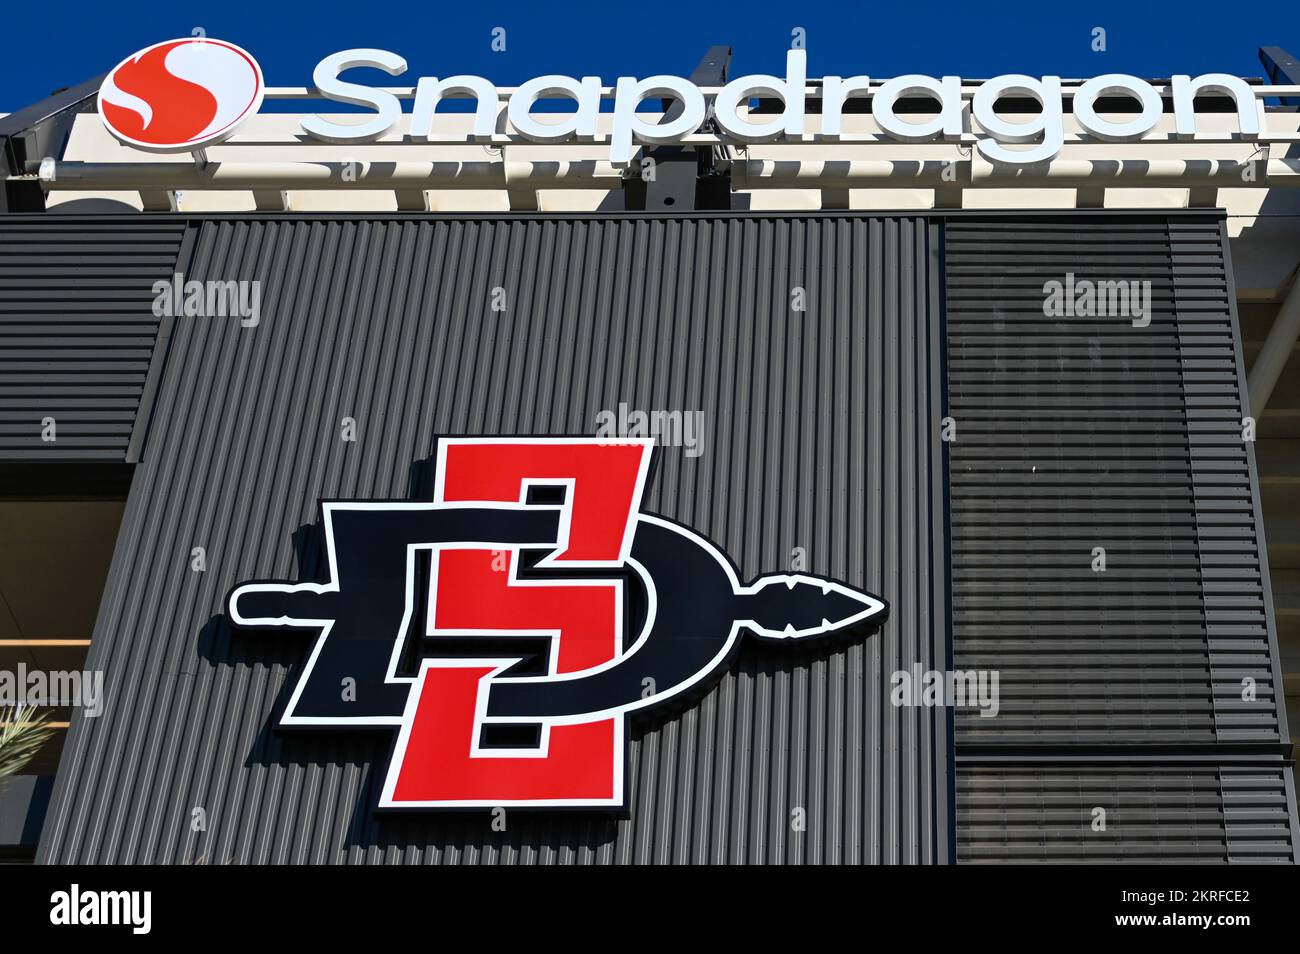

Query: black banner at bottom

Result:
[2,864,1289,940]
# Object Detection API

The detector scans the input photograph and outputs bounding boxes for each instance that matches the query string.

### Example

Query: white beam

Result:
[1249,270,1300,414]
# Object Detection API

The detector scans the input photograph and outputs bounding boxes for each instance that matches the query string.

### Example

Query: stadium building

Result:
[0,38,1297,863]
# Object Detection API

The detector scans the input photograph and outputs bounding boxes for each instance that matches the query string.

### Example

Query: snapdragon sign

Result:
[99,38,1263,162]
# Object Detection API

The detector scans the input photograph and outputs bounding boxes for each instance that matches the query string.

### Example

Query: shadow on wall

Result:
[47,198,140,214]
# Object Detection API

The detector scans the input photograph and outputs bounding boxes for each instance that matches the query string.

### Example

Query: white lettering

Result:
[302,49,408,143]
[290,51,1260,167]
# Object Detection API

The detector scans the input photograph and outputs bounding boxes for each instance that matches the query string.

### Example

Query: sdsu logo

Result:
[229,439,886,810]
[99,38,263,152]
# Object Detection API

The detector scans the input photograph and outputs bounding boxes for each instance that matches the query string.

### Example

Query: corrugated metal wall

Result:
[23,210,1293,864]
[946,214,1297,863]
[38,214,949,864]
[0,218,188,460]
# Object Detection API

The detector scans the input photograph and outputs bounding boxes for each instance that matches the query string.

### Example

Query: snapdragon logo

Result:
[98,37,263,153]
[50,885,151,935]
[298,48,1262,165]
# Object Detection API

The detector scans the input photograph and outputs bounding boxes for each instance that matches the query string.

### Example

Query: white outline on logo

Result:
[228,437,886,810]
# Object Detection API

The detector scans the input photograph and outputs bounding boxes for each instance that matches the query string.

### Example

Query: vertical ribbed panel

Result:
[39,214,948,864]
[0,218,187,459]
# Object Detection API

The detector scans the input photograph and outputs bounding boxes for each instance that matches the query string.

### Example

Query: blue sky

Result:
[3,0,1295,110]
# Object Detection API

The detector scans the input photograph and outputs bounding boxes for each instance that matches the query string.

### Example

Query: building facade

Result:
[0,41,1297,863]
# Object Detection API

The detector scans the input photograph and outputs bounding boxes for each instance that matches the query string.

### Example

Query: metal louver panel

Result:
[946,216,1284,745]
[947,213,1295,864]
[0,218,188,460]
[1170,220,1284,744]
[39,213,948,864]
[957,765,1297,864]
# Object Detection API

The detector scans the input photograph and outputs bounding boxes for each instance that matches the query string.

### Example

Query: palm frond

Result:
[0,705,55,780]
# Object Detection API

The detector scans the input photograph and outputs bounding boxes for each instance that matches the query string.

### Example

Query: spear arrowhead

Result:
[737,574,887,640]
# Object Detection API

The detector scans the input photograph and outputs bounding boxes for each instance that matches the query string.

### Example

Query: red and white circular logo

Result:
[98,37,264,153]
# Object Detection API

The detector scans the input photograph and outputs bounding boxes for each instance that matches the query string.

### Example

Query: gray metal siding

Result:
[947,214,1295,863]
[1173,220,1287,745]
[39,214,948,864]
[957,764,1296,863]
[948,218,1215,743]
[0,219,187,460]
